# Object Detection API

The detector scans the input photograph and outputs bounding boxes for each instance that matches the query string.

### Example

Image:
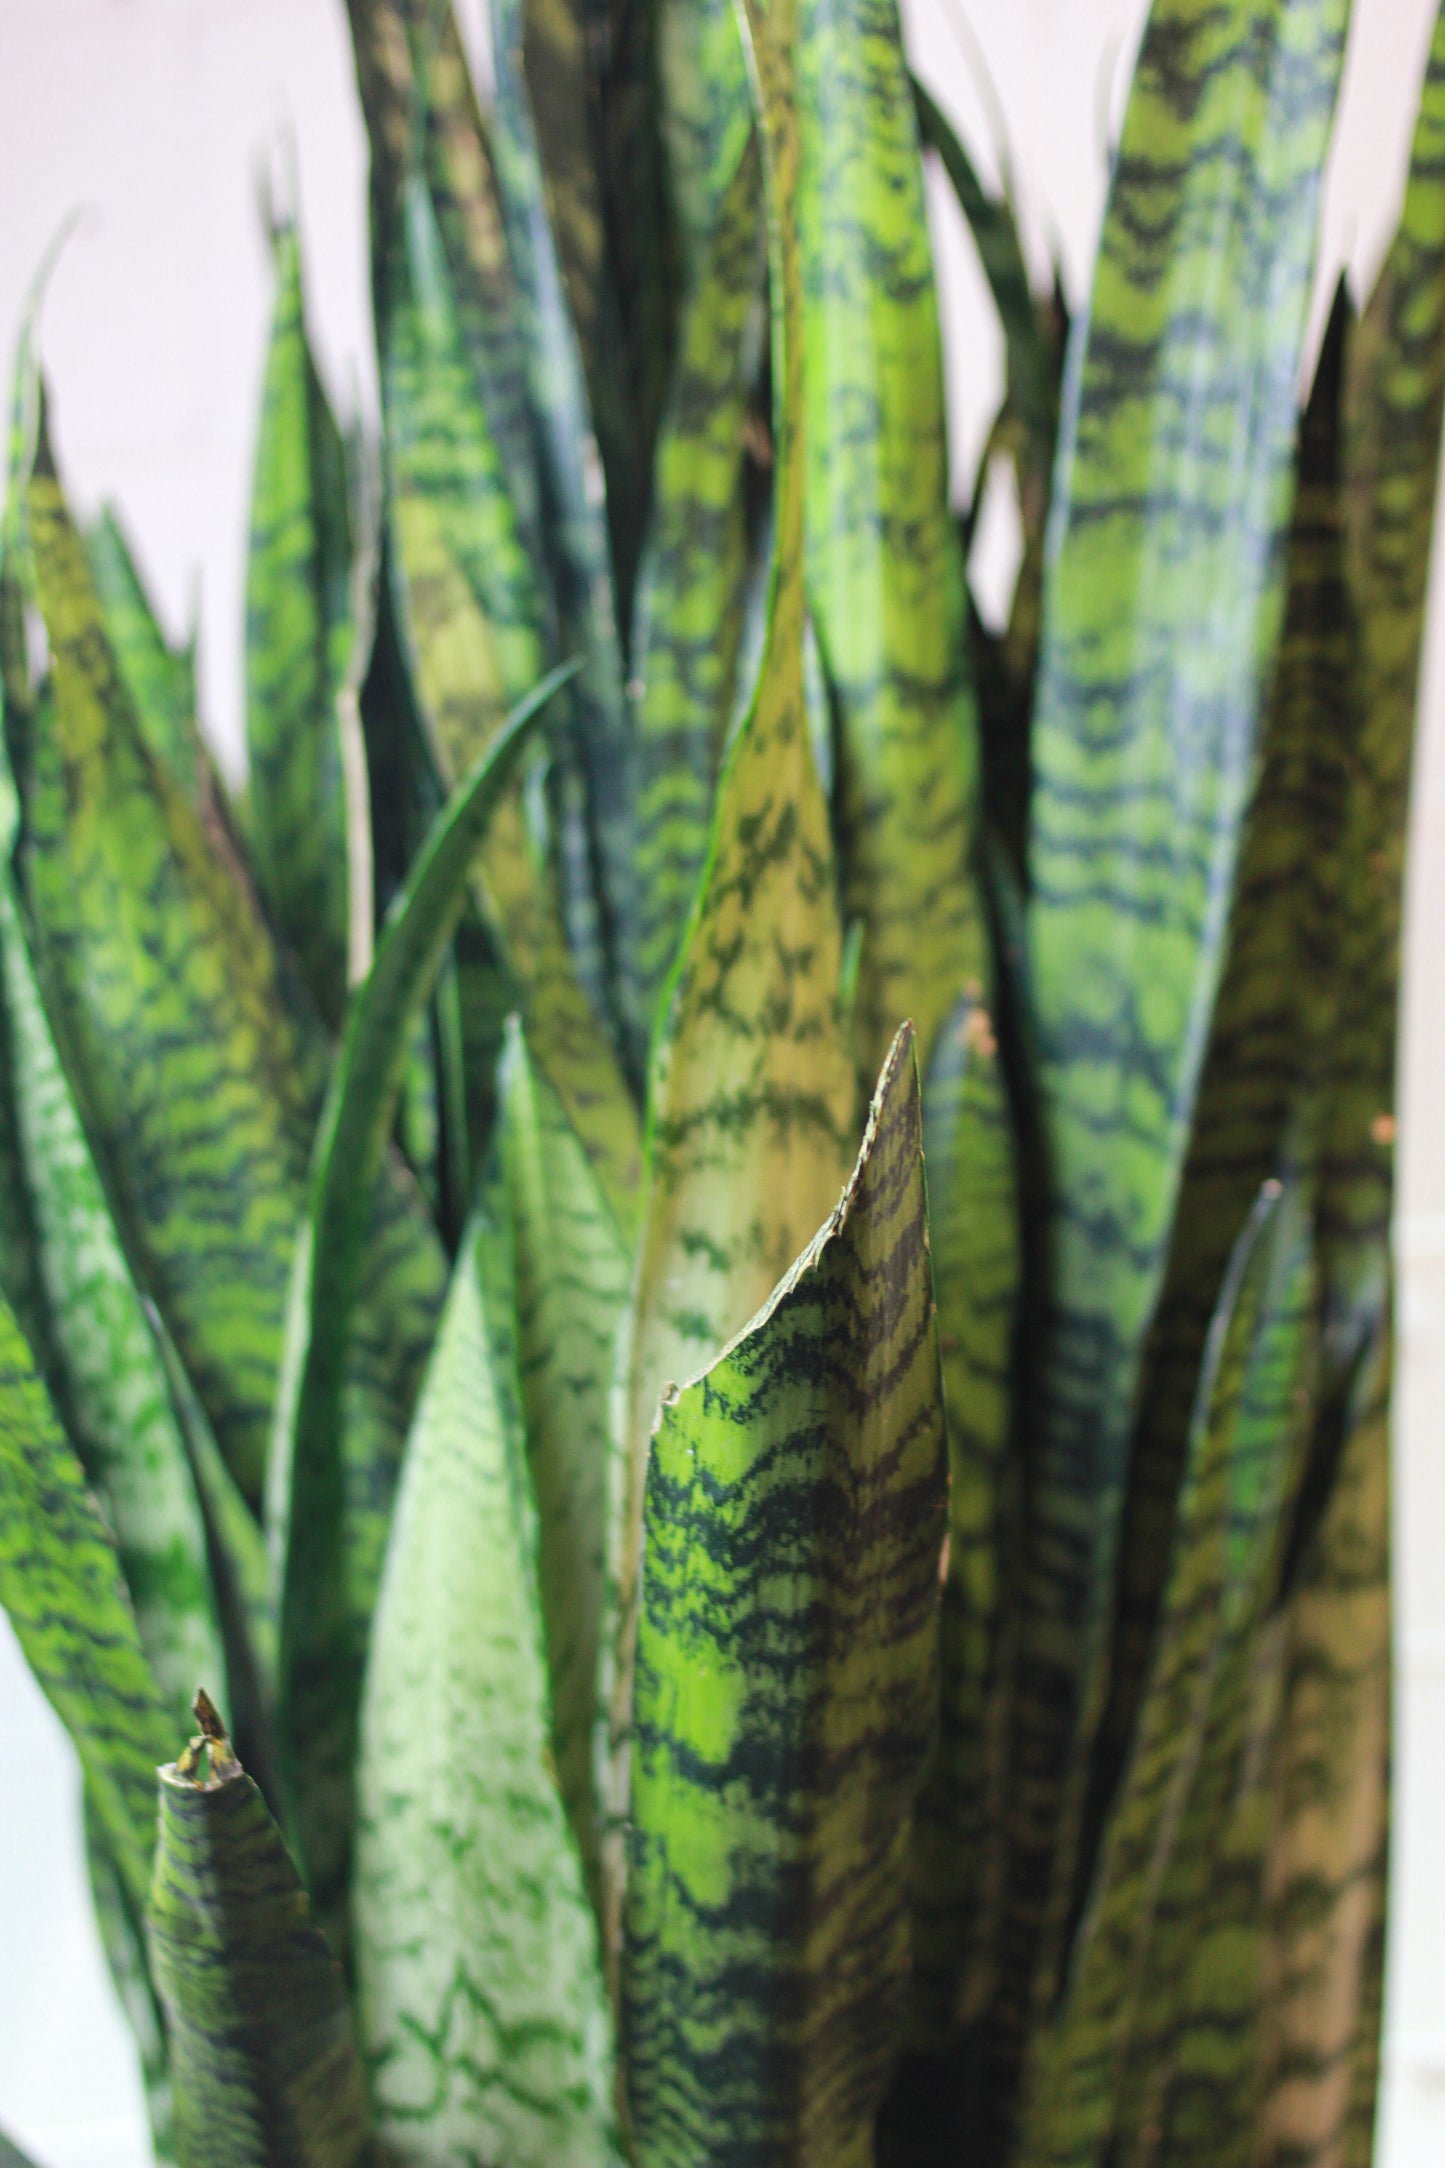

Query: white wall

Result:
[0,0,1441,2160]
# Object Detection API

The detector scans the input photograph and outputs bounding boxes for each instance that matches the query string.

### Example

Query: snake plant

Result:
[0,0,1436,2160]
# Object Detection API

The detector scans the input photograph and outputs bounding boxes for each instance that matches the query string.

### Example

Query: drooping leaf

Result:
[245,215,354,1034]
[1004,0,1348,2092]
[496,1019,632,1922]
[85,506,204,808]
[0,1287,173,1922]
[269,667,570,1940]
[1015,1174,1317,2168]
[623,129,766,1045]
[796,0,987,1089]
[354,1202,621,2168]
[383,157,642,1226]
[609,0,859,1972]
[622,1023,947,2165]
[148,1718,372,2168]
[83,1793,175,2165]
[0,853,224,1728]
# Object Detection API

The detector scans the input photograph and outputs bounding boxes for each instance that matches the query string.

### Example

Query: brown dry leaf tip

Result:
[192,1686,227,1741]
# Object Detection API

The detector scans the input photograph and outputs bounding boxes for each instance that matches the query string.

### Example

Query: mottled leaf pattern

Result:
[0,851,224,1728]
[354,1207,620,2168]
[0,1288,173,1922]
[1007,0,1348,2087]
[623,132,766,1045]
[245,218,354,1033]
[86,507,204,809]
[623,1024,947,2166]
[796,0,986,1086]
[610,0,859,1972]
[149,1742,372,2168]
[497,1020,632,1921]
[83,1797,176,2165]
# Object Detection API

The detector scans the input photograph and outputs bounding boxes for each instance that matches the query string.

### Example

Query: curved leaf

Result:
[0,1287,172,1921]
[245,218,354,1033]
[354,1204,620,2168]
[609,0,859,1974]
[149,1721,372,2168]
[1006,0,1348,2087]
[622,1024,947,2165]
[796,0,986,1086]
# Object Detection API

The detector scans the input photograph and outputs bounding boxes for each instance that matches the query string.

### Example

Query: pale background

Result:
[0,0,1441,2160]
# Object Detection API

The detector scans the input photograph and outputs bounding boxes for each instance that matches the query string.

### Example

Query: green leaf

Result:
[1058,284,1358,2005]
[0,1286,173,1922]
[85,507,204,807]
[383,158,642,1227]
[1005,0,1348,2085]
[496,1019,632,1923]
[18,406,320,1507]
[623,130,766,1049]
[83,1793,176,2165]
[354,1202,621,2168]
[912,78,1056,486]
[796,0,987,1087]
[270,666,571,1928]
[1015,1174,1316,2168]
[622,1022,947,2164]
[906,989,1021,2048]
[609,0,859,1973]
[659,0,760,291]
[0,2133,45,2168]
[245,216,354,1034]
[148,1724,372,2168]
[0,854,225,1729]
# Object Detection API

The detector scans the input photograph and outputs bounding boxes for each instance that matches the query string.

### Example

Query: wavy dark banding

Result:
[623,1026,947,2166]
[1004,0,1349,2121]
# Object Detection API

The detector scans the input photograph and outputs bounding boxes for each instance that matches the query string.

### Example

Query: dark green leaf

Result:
[83,1793,175,2164]
[354,1199,621,2166]
[0,1286,172,1921]
[149,1725,372,2168]
[1005,0,1348,2091]
[245,218,354,1033]
[269,665,571,1929]
[622,1023,947,2163]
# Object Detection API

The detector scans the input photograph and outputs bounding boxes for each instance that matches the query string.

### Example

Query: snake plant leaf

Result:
[17,401,318,1506]
[0,2133,44,2167]
[658,0,754,281]
[1328,0,1445,1378]
[912,79,1056,484]
[384,160,642,1227]
[85,506,204,809]
[149,1724,373,2168]
[796,0,986,1089]
[622,1022,947,2167]
[496,1019,632,1922]
[1007,0,1348,2082]
[610,0,859,1974]
[1015,1173,1316,2168]
[83,1795,176,2165]
[245,215,354,1035]
[354,1201,621,2168]
[269,666,569,1920]
[624,131,766,1043]
[1060,284,1357,1984]
[1251,1323,1391,2168]
[0,853,224,1728]
[488,0,637,1033]
[0,1286,173,1922]
[906,989,1021,2048]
